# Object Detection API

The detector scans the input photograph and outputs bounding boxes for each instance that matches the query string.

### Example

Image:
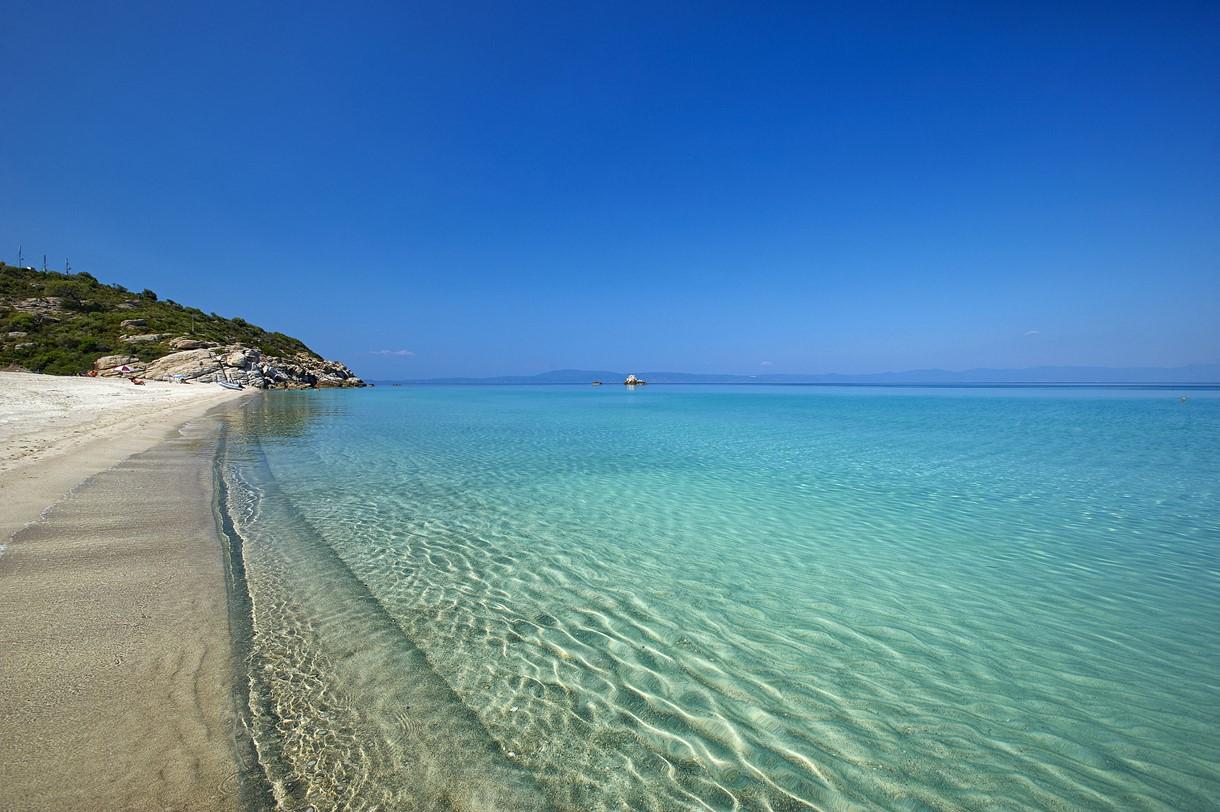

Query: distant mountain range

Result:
[396,364,1220,385]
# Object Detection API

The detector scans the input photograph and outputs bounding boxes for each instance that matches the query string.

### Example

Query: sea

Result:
[215,384,1220,811]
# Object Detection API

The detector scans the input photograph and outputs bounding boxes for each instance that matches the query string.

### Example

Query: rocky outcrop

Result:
[167,336,217,350]
[624,374,646,386]
[95,355,142,376]
[1,264,366,379]
[107,344,366,389]
[12,297,65,316]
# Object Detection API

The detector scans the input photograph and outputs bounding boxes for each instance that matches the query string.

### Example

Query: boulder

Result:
[94,354,146,377]
[103,341,366,390]
[95,354,139,369]
[120,318,147,329]
[224,349,252,369]
[120,333,165,344]
[143,348,224,382]
[6,331,28,339]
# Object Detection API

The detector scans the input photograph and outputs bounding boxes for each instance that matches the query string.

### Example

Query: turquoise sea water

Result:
[218,385,1220,810]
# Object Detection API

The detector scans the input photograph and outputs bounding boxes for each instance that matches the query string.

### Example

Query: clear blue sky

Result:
[3,1,1217,378]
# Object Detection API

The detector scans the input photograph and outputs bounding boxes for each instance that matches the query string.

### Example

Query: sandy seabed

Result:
[0,371,255,810]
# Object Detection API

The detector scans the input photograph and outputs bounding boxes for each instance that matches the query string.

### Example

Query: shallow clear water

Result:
[219,385,1220,810]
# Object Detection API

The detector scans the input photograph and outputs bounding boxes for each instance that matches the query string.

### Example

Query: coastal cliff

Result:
[0,263,364,388]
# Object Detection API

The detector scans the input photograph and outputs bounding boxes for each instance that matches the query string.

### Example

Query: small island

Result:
[624,374,646,386]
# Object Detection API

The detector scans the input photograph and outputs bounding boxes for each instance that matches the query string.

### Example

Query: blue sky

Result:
[3,1,1217,378]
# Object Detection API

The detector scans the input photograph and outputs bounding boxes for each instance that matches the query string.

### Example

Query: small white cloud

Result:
[1024,330,1040,336]
[370,349,415,356]
[760,360,774,366]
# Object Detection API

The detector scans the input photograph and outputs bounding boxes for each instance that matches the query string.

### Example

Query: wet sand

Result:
[0,372,254,809]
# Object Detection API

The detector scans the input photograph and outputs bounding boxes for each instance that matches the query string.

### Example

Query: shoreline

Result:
[215,413,554,810]
[0,372,250,546]
[0,372,259,809]
[211,422,275,811]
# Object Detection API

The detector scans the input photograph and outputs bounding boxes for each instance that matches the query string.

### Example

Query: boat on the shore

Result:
[218,380,244,391]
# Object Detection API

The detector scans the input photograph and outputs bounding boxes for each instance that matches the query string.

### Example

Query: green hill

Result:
[0,263,320,375]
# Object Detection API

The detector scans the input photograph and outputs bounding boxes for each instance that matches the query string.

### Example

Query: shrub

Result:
[141,288,157,301]
[6,312,36,331]
[30,349,89,375]
[46,280,83,299]
[62,297,103,313]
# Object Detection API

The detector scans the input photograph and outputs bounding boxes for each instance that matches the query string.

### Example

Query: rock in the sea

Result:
[624,374,646,386]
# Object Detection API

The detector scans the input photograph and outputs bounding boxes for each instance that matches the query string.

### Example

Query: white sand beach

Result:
[0,372,243,542]
[0,371,254,809]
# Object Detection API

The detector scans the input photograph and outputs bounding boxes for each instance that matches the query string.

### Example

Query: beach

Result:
[0,371,253,809]
[3,375,1219,808]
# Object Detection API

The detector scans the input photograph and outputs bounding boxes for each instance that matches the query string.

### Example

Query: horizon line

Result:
[377,361,1220,384]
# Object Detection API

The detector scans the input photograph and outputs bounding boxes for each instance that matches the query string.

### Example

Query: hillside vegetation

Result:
[1,263,320,375]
